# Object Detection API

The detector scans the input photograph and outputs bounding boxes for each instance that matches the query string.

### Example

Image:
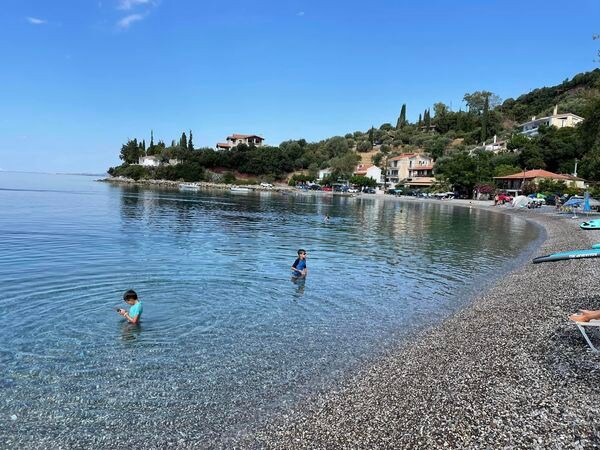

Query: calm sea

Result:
[0,172,540,446]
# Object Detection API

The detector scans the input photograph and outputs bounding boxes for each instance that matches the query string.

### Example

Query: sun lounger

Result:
[574,320,600,352]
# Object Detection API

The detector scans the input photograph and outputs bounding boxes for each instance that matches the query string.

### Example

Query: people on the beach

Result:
[291,249,308,278]
[569,309,600,322]
[117,289,143,324]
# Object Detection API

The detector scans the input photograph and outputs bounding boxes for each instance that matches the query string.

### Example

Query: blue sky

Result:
[0,0,598,173]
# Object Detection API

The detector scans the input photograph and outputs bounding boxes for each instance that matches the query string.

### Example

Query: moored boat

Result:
[179,183,199,191]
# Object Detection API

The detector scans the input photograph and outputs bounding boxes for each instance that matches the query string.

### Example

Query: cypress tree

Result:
[150,130,154,149]
[418,113,422,128]
[424,109,431,129]
[396,104,407,129]
[180,132,188,149]
[400,104,406,127]
[188,130,194,151]
[142,139,146,151]
[368,126,374,145]
[481,94,489,143]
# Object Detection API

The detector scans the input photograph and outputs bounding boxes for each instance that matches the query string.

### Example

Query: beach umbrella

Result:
[563,196,583,207]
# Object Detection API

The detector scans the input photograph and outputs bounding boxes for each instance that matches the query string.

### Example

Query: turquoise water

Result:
[0,173,539,445]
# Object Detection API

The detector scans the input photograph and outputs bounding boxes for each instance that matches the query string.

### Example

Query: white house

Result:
[138,156,161,167]
[354,164,383,184]
[484,135,507,153]
[318,168,333,180]
[520,105,584,137]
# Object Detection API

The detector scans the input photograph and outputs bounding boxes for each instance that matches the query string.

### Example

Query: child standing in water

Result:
[291,249,308,278]
[117,289,143,324]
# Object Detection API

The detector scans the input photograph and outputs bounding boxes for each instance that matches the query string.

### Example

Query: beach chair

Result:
[574,320,600,353]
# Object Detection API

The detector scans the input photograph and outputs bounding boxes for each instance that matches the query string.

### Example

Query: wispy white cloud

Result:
[117,0,151,10]
[26,17,47,25]
[297,11,305,16]
[117,13,145,28]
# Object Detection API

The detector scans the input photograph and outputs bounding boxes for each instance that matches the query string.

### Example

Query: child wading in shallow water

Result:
[291,249,308,278]
[117,289,143,324]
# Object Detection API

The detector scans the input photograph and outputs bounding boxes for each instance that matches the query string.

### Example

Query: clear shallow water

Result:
[0,173,539,445]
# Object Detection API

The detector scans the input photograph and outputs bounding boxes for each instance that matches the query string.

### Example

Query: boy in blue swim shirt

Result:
[117,289,143,324]
[291,249,308,278]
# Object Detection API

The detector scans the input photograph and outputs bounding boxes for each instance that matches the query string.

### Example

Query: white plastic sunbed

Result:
[574,320,600,353]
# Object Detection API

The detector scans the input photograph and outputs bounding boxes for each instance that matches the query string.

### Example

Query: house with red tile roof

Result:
[386,153,434,188]
[494,169,586,195]
[354,164,383,184]
[216,134,265,150]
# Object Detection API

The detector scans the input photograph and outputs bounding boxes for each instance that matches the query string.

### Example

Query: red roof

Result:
[216,142,233,148]
[389,153,417,161]
[355,164,374,174]
[493,169,571,180]
[227,134,264,140]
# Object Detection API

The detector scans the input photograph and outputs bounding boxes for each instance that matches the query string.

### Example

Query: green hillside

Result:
[108,69,600,195]
[497,69,600,122]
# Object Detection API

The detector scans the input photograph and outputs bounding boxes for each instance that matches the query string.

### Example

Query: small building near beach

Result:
[216,134,265,150]
[494,169,586,196]
[354,164,383,184]
[318,168,333,181]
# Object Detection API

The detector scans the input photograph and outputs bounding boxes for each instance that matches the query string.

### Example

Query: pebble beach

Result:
[236,207,600,449]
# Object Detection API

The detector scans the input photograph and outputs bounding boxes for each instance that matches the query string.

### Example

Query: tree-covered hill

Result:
[497,69,600,123]
[108,69,600,194]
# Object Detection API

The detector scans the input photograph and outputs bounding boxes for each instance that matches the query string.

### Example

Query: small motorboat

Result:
[179,183,199,191]
[230,186,251,192]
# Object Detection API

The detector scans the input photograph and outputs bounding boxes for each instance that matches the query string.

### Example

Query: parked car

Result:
[497,193,512,203]
[363,188,376,194]
[322,186,333,192]
[260,182,273,188]
[333,185,349,192]
[386,189,398,195]
[347,187,359,193]
[308,184,322,190]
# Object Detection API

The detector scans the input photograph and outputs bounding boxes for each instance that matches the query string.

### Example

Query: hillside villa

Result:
[520,105,584,137]
[494,169,587,196]
[216,134,265,150]
[386,153,435,189]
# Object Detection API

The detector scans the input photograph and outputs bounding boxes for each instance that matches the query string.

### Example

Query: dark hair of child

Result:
[123,289,138,301]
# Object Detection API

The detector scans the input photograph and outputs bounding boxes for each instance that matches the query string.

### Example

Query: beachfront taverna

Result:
[494,169,586,196]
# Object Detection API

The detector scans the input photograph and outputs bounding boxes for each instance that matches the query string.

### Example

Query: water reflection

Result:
[120,321,142,342]
[291,277,306,298]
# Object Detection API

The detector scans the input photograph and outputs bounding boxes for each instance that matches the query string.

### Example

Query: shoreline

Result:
[237,208,600,448]
[98,176,297,192]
